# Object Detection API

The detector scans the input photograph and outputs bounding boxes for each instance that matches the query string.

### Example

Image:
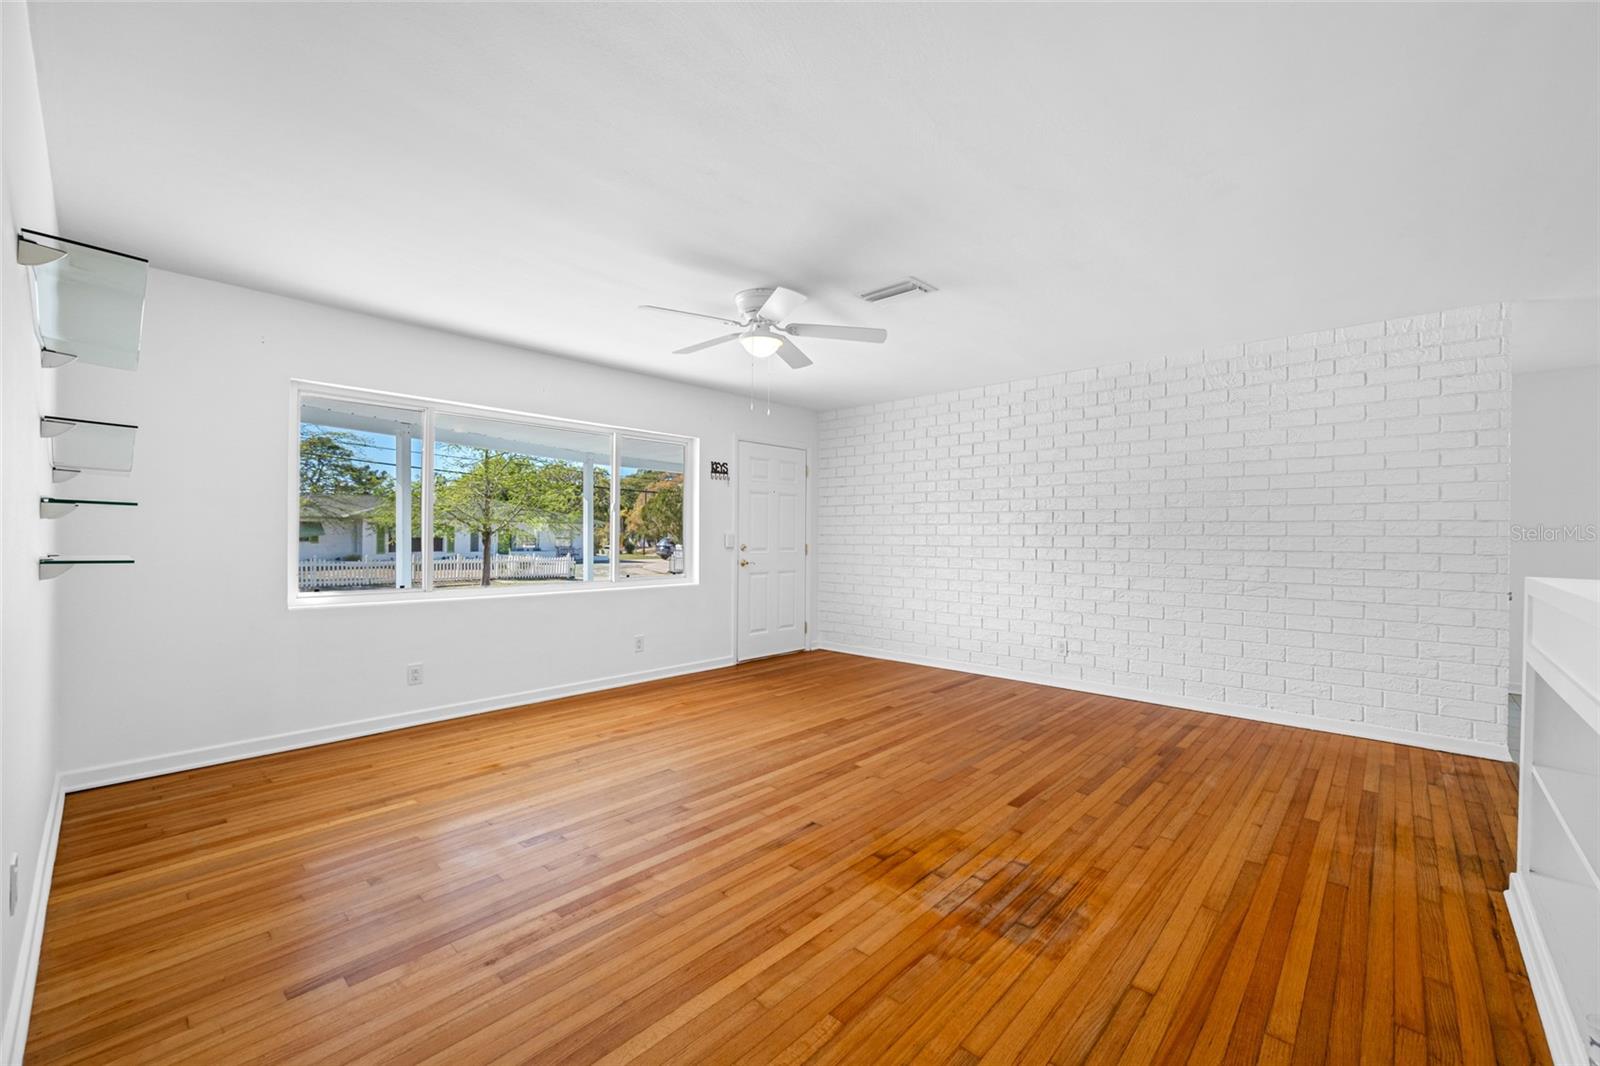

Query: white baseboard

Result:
[1505,873,1587,1066]
[60,656,736,793]
[1,773,65,1066]
[816,642,1513,763]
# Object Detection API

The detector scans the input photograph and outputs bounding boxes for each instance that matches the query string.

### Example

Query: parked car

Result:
[655,537,676,559]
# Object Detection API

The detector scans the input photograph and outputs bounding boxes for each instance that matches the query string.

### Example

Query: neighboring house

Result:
[300,494,581,560]
[298,494,386,560]
[444,527,577,556]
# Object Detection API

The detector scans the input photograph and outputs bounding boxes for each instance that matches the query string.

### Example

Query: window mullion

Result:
[609,432,620,583]
[421,407,435,593]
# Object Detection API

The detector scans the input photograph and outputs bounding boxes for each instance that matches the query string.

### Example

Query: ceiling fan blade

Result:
[758,287,807,323]
[673,332,741,355]
[776,338,813,369]
[639,304,744,327]
[783,323,888,344]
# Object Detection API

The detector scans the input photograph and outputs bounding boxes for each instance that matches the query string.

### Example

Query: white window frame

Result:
[288,381,696,607]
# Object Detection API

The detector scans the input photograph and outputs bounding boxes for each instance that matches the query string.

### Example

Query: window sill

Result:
[288,574,697,610]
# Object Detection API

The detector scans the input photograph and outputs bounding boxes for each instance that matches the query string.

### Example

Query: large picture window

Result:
[294,386,692,599]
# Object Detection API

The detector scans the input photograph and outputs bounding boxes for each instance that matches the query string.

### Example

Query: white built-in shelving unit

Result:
[1507,577,1600,1066]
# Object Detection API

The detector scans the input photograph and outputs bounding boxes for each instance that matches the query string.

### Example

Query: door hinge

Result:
[806,465,810,477]
[805,622,809,634]
[805,543,809,555]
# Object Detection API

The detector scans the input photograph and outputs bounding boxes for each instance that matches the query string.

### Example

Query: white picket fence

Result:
[433,554,575,584]
[298,554,575,590]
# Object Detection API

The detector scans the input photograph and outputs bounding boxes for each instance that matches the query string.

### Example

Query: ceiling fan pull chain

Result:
[766,358,772,416]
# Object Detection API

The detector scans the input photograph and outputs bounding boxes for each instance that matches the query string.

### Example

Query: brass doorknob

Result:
[739,559,750,567]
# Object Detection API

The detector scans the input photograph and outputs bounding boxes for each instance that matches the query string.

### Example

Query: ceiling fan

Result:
[639,286,886,370]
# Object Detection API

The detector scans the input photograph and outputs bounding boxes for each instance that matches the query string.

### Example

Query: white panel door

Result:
[737,440,807,661]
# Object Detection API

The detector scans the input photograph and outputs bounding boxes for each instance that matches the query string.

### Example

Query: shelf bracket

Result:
[39,418,75,439]
[40,348,77,369]
[16,236,67,267]
[38,500,78,519]
[51,466,81,484]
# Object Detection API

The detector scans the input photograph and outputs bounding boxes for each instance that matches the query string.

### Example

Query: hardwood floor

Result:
[27,652,1548,1065]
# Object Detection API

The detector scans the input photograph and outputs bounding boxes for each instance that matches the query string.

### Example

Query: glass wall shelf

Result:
[17,230,148,370]
[38,555,134,579]
[39,496,137,520]
[40,416,138,481]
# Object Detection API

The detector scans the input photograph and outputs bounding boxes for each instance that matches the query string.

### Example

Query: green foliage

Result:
[616,469,656,515]
[299,430,392,496]
[431,447,614,582]
[433,448,542,540]
[622,473,683,546]
[432,448,536,585]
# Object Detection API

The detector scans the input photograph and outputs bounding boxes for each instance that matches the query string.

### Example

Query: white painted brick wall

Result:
[816,305,1511,752]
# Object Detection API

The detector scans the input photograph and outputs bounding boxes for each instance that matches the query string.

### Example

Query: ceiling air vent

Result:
[857,276,937,303]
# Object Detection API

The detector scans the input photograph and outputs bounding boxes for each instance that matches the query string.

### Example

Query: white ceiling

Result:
[27,2,1598,409]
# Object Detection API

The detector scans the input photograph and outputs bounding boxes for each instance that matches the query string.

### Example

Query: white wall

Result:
[817,305,1513,759]
[52,270,816,782]
[0,0,62,1055]
[1509,364,1600,687]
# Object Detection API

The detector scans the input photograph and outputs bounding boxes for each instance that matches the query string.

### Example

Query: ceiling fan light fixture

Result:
[740,329,784,359]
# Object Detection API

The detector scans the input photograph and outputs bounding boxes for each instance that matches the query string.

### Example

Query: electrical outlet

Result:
[8,854,19,916]
[633,635,644,653]
[406,663,424,686]
[1053,638,1080,660]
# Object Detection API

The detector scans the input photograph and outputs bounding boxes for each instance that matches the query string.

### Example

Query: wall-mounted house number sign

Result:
[709,460,729,481]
